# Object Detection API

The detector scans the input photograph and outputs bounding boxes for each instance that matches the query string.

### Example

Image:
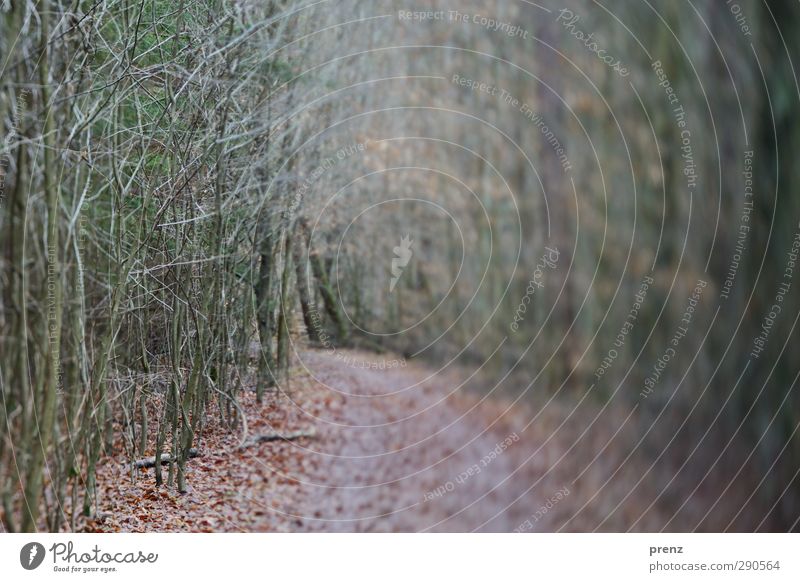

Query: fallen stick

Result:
[240,428,317,448]
[133,448,199,469]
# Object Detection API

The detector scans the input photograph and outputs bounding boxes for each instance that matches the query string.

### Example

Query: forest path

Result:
[287,348,532,532]
[270,348,661,532]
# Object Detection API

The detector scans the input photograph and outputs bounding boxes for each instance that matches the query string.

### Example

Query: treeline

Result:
[0,0,361,531]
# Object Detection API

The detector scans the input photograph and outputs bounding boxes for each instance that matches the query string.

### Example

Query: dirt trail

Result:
[291,349,530,532]
[277,349,666,532]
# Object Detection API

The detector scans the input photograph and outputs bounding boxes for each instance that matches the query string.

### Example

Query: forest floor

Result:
[84,347,758,532]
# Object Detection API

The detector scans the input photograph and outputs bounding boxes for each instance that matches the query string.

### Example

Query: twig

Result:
[240,428,317,449]
[132,448,199,469]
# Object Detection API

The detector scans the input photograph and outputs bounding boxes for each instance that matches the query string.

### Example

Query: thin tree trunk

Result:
[293,227,320,343]
[22,0,61,531]
[299,220,347,343]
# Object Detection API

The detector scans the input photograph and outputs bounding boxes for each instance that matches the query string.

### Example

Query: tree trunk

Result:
[293,227,321,344]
